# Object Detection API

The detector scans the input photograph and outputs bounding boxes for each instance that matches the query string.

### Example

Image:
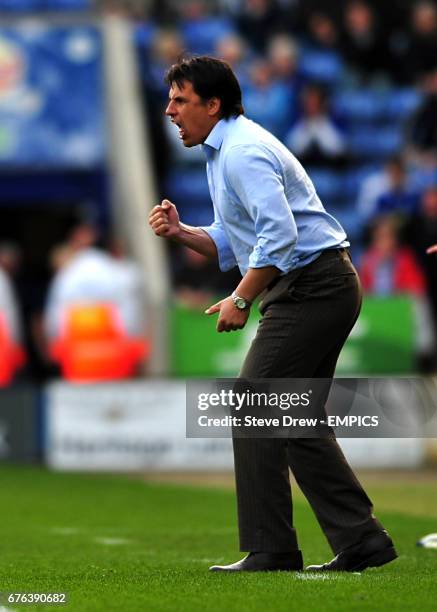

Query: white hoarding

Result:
[45,381,424,471]
[46,381,233,471]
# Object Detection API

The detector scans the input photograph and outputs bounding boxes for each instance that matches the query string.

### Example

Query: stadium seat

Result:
[344,164,383,200]
[181,16,235,55]
[385,89,423,121]
[334,88,422,124]
[307,168,343,201]
[328,207,363,243]
[0,313,26,387]
[348,126,404,159]
[333,90,386,123]
[49,303,149,383]
[299,51,344,85]
[410,166,437,191]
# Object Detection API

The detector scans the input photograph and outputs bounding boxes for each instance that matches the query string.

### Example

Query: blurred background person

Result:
[358,156,422,223]
[215,32,252,87]
[360,215,435,369]
[407,185,437,364]
[43,222,145,343]
[242,57,293,140]
[285,83,348,167]
[0,246,23,347]
[179,0,235,56]
[234,0,285,53]
[341,0,388,85]
[407,67,437,166]
[304,11,340,55]
[397,1,437,83]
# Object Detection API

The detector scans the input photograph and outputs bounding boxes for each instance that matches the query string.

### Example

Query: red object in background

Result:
[0,312,26,387]
[360,247,427,296]
[49,303,149,383]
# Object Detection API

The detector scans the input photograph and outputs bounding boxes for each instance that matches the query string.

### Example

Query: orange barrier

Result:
[49,303,149,383]
[0,312,26,386]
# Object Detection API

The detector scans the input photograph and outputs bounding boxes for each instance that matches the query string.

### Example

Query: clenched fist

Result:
[148,199,180,239]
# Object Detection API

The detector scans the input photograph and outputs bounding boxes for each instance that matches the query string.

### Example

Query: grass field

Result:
[1,465,437,611]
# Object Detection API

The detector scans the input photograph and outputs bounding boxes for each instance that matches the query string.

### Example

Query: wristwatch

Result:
[231,291,252,310]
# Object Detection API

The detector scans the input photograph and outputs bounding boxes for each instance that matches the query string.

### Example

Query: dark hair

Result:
[165,56,244,119]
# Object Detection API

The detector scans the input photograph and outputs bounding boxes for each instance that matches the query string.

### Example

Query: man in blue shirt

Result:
[149,56,397,573]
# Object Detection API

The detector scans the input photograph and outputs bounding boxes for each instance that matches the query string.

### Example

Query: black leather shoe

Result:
[209,551,303,572]
[306,530,397,572]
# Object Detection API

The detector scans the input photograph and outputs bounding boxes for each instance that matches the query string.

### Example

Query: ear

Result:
[207,97,221,117]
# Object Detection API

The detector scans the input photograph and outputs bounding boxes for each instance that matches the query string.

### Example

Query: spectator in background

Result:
[267,34,301,119]
[388,1,437,84]
[305,12,340,54]
[285,83,348,167]
[408,186,437,352]
[374,157,422,218]
[43,223,145,342]
[407,2,437,80]
[267,34,299,87]
[242,58,293,139]
[0,253,22,345]
[180,0,236,56]
[341,0,388,84]
[0,242,22,295]
[301,12,345,85]
[357,156,419,224]
[361,216,426,296]
[408,68,437,164]
[360,215,435,368]
[145,29,185,102]
[141,29,185,187]
[216,33,252,88]
[235,0,284,53]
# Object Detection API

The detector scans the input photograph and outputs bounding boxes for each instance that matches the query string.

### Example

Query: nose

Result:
[165,100,175,116]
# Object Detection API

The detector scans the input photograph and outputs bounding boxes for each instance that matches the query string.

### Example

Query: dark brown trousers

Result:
[234,249,384,554]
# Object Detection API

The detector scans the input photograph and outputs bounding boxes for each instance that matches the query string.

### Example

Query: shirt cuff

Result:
[248,242,295,274]
[199,225,237,272]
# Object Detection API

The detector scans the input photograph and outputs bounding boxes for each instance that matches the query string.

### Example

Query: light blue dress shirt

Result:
[199,115,349,276]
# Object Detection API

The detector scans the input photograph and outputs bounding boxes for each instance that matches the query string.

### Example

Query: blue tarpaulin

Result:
[0,22,105,168]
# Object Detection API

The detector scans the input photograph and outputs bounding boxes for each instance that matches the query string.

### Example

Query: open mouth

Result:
[172,120,186,140]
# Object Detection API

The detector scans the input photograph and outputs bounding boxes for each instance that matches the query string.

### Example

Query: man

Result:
[148,56,397,573]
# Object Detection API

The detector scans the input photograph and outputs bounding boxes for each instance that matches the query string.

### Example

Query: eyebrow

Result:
[169,94,187,102]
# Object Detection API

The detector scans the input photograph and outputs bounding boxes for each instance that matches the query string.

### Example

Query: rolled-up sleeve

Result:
[199,219,237,272]
[224,145,298,273]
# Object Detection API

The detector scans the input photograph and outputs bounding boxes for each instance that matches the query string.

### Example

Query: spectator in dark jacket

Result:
[341,1,388,83]
[285,84,348,167]
[408,68,437,162]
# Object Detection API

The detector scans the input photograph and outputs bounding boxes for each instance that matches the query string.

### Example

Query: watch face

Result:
[235,297,247,309]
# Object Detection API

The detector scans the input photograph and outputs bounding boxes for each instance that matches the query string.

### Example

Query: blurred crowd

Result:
[127,0,437,370]
[1,0,437,381]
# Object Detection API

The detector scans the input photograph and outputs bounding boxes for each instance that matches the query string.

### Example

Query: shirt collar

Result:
[202,117,233,154]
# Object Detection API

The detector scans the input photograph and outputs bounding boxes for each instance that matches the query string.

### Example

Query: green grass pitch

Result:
[1,465,437,611]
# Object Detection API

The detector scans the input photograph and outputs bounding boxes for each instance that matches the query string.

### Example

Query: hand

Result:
[205,296,250,332]
[148,199,180,238]
[426,244,437,255]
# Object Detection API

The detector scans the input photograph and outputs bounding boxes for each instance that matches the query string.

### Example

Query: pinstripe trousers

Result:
[233,248,384,554]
